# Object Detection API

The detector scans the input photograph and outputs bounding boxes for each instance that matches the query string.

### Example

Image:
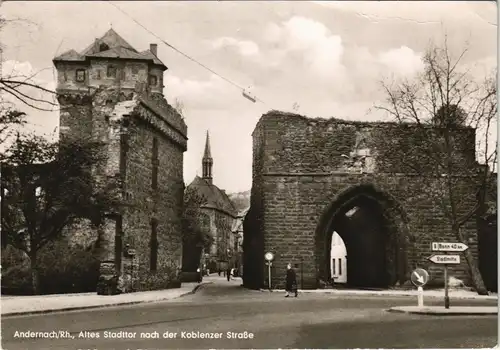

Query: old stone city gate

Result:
[243,111,481,290]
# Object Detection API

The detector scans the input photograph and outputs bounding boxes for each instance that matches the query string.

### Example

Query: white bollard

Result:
[417,286,424,307]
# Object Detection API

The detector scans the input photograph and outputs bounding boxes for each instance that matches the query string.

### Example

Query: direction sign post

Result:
[428,254,461,264]
[431,242,469,252]
[429,242,468,310]
[444,265,450,309]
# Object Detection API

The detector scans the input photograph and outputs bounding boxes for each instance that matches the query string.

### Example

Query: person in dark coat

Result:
[285,263,298,297]
[196,267,202,283]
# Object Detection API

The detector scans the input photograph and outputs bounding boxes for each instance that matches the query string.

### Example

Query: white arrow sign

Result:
[413,271,424,284]
[431,242,469,252]
[428,254,461,264]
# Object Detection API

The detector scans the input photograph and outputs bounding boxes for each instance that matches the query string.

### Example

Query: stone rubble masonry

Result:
[57,85,187,292]
[245,111,482,290]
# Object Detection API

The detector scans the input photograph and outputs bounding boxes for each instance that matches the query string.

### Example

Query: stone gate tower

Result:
[244,111,482,290]
[53,29,188,292]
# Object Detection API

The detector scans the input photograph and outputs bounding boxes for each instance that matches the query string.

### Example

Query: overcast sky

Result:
[1,1,497,193]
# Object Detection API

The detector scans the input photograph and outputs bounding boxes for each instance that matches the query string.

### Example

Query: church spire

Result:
[202,130,213,184]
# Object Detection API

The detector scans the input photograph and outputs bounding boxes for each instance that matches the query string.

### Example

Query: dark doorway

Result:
[317,185,410,290]
[330,196,389,288]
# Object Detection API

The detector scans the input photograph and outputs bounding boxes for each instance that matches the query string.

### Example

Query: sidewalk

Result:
[1,281,212,317]
[263,288,498,300]
[388,306,498,315]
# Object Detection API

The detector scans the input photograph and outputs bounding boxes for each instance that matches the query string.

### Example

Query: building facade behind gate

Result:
[243,111,482,290]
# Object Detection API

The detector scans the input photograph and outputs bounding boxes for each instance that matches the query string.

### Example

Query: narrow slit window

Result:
[152,137,159,190]
[338,258,342,275]
[150,219,158,272]
[332,259,336,276]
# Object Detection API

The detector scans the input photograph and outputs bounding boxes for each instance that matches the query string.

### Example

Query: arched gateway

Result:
[243,111,480,290]
[315,184,412,288]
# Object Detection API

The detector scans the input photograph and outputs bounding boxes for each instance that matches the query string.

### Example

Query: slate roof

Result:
[53,28,167,69]
[187,176,237,217]
[53,49,85,62]
[87,47,147,60]
[140,50,165,67]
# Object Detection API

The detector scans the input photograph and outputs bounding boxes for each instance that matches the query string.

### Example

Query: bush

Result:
[1,265,33,295]
[37,241,100,294]
[138,262,181,291]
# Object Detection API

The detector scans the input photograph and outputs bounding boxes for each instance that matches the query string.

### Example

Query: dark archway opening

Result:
[317,185,411,290]
[329,196,389,288]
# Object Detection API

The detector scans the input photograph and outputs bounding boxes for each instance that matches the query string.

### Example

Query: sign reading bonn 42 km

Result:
[431,242,469,252]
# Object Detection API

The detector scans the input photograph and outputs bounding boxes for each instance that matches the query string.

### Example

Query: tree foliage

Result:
[181,186,213,252]
[375,38,496,295]
[1,133,124,293]
[0,109,27,145]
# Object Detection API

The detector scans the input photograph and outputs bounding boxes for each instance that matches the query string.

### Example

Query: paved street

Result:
[2,277,497,349]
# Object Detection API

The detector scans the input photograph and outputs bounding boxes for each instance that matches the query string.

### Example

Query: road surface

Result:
[2,278,497,349]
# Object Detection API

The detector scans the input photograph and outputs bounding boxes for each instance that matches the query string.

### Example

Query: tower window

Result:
[99,43,110,52]
[96,70,101,80]
[131,65,139,76]
[107,66,117,78]
[149,75,158,86]
[75,69,86,82]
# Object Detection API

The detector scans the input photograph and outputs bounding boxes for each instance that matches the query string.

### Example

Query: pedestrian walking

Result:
[285,263,298,298]
[226,267,231,281]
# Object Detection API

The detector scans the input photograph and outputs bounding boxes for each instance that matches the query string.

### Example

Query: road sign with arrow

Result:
[410,268,429,287]
[431,242,469,252]
[428,254,461,264]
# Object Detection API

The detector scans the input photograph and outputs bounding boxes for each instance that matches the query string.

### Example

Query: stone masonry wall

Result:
[57,85,187,292]
[246,111,481,289]
[123,117,185,290]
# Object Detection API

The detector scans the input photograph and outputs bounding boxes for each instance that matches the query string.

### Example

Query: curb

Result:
[386,308,498,316]
[260,289,497,300]
[2,282,213,318]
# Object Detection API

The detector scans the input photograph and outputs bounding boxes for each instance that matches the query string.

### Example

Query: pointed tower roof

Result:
[203,131,212,159]
[81,28,137,56]
[54,28,167,70]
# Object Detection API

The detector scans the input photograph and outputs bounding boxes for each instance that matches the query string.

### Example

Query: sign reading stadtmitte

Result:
[428,254,461,264]
[431,242,469,252]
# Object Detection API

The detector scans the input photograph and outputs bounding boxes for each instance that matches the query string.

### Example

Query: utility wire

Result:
[107,1,267,105]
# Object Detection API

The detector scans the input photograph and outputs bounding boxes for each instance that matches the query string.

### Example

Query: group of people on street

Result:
[197,266,237,282]
[197,262,298,298]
